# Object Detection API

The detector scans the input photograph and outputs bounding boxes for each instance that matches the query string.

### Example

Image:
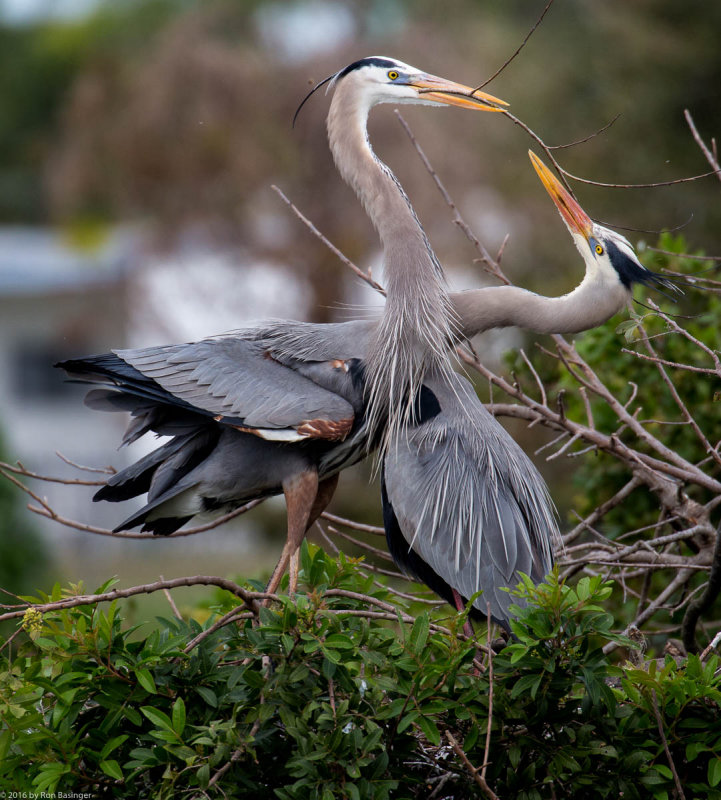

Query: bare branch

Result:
[482,603,494,782]
[685,109,721,185]
[651,689,687,800]
[446,731,499,800]
[547,114,621,150]
[0,575,262,623]
[472,0,555,92]
[159,575,183,620]
[321,512,385,535]
[272,184,385,295]
[0,460,106,486]
[682,524,721,653]
[395,111,510,285]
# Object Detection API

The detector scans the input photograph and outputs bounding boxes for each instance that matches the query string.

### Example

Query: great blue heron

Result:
[58,57,507,593]
[57,145,676,614]
[381,151,681,630]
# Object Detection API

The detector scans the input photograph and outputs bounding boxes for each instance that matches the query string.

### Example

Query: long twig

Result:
[681,524,721,653]
[395,111,510,284]
[0,459,106,486]
[0,576,262,623]
[651,689,686,800]
[0,464,263,538]
[271,184,385,295]
[482,603,494,782]
[159,575,183,620]
[684,109,721,185]
[472,0,556,92]
[446,731,499,800]
[700,631,721,661]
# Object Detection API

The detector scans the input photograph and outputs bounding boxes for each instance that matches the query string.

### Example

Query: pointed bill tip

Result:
[529,151,593,239]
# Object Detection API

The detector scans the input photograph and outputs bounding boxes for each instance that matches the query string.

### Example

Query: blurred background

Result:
[1,0,719,609]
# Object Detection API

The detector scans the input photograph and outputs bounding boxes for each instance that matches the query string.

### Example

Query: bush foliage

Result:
[2,545,720,799]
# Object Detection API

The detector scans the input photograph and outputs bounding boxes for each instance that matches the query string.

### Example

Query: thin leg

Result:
[265,469,319,596]
[452,588,475,640]
[288,473,340,592]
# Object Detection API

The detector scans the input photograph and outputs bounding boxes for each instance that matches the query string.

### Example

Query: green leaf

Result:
[409,613,430,654]
[709,756,721,787]
[197,762,210,789]
[140,706,175,733]
[196,686,218,707]
[100,734,129,760]
[464,726,479,751]
[324,633,354,650]
[100,759,124,781]
[243,669,267,689]
[511,673,543,699]
[397,710,419,733]
[135,667,157,694]
[416,715,441,746]
[172,697,186,736]
[124,705,143,726]
[300,539,313,578]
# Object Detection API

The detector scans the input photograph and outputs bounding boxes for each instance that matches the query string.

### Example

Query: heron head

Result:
[529,150,682,296]
[294,56,508,125]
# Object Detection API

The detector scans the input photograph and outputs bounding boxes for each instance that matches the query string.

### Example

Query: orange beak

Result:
[529,150,593,238]
[410,73,508,112]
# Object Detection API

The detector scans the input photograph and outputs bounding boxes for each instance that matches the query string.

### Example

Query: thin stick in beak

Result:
[413,75,509,112]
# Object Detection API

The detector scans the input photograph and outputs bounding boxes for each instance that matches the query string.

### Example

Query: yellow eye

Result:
[388,70,399,81]
[595,244,604,255]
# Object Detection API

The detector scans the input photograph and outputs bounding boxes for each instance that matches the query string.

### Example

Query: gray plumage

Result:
[382,370,558,630]
[56,71,677,615]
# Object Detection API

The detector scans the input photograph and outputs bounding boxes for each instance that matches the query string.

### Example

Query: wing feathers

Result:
[382,371,559,629]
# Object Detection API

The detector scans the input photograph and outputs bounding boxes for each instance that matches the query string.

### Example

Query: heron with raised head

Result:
[381,150,680,630]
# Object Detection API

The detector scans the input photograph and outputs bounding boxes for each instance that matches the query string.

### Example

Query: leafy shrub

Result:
[1,547,720,798]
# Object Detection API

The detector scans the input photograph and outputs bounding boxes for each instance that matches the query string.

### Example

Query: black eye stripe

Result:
[607,239,646,288]
[336,57,398,80]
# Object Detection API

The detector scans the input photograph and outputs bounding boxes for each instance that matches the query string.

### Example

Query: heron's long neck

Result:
[327,86,456,440]
[450,271,630,338]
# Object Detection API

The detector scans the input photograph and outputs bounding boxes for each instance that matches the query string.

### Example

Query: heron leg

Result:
[288,473,340,592]
[452,588,475,640]
[265,469,319,597]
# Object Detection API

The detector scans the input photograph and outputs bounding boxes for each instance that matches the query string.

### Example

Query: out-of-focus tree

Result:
[0,0,185,222]
[1,0,719,298]
[26,1,719,309]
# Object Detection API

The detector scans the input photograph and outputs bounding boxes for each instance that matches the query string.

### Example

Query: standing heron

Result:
[58,57,507,593]
[381,151,681,630]
[58,144,677,608]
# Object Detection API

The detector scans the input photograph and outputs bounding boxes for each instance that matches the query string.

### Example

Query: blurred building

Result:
[0,224,316,584]
[0,225,138,531]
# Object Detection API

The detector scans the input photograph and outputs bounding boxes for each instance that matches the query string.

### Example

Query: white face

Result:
[326,56,507,116]
[590,224,640,267]
[566,223,637,286]
[333,58,433,107]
